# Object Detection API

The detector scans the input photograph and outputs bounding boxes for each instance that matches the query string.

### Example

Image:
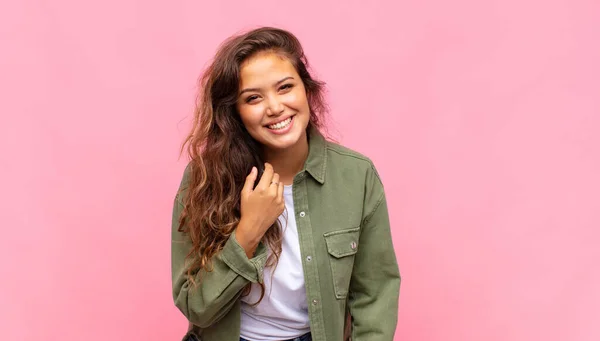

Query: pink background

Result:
[1,0,599,340]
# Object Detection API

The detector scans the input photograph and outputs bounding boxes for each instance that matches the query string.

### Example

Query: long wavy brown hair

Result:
[177,27,329,302]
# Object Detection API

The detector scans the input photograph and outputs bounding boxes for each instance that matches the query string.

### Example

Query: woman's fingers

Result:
[270,172,280,192]
[242,166,257,196]
[256,163,274,190]
[277,180,284,204]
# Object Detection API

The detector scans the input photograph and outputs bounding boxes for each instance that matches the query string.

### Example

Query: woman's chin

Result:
[262,127,306,151]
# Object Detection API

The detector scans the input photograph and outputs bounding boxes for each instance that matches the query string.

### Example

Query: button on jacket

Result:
[171,127,401,341]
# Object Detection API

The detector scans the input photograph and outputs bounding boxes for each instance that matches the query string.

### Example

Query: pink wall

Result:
[1,0,599,340]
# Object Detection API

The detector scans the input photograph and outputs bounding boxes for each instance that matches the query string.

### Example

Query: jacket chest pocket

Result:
[323,227,360,299]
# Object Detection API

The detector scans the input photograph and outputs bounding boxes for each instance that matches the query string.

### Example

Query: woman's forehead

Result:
[239,53,297,86]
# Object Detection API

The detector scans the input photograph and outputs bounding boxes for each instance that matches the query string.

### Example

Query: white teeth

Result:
[268,117,292,130]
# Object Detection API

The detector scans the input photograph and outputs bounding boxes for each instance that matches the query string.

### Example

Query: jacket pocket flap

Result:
[323,227,360,258]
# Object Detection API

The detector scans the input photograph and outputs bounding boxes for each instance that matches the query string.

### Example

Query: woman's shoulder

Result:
[324,140,377,170]
[321,140,385,200]
[323,140,383,184]
[174,161,195,203]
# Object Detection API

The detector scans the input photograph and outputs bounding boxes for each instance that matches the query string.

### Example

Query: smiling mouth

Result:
[266,116,294,130]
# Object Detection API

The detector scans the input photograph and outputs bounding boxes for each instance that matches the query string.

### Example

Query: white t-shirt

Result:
[239,185,310,341]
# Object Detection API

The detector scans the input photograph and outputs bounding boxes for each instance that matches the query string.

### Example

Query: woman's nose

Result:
[266,97,284,116]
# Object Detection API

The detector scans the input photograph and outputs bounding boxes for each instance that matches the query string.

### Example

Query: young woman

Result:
[171,27,400,341]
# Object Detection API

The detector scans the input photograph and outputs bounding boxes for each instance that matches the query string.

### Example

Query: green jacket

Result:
[171,128,401,341]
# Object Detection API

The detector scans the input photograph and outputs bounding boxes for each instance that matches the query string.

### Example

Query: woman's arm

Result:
[171,187,267,328]
[348,165,401,340]
[171,162,283,328]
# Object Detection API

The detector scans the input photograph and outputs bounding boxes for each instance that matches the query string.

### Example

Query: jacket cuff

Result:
[220,230,268,283]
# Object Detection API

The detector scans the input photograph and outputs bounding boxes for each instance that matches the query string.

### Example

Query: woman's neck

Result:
[263,133,309,185]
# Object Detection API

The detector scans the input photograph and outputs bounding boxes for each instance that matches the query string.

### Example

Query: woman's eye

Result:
[246,95,259,103]
[279,84,293,91]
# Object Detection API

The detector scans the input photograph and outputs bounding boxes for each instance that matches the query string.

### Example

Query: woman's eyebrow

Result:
[239,76,294,96]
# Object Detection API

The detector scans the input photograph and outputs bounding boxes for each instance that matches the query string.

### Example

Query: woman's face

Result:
[236,51,310,152]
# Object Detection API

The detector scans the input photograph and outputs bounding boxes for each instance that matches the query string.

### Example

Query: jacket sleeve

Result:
[171,168,267,328]
[348,164,401,340]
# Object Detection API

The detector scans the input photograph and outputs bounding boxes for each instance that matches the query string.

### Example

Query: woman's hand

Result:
[236,163,284,258]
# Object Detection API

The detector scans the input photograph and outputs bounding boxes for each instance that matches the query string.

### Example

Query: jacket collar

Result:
[303,125,327,184]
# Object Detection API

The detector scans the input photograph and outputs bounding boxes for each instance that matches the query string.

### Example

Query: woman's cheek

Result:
[252,104,267,121]
[284,91,299,106]
[241,106,262,124]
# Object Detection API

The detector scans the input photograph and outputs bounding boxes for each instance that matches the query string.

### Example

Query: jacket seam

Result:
[326,146,372,163]
[363,191,384,225]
